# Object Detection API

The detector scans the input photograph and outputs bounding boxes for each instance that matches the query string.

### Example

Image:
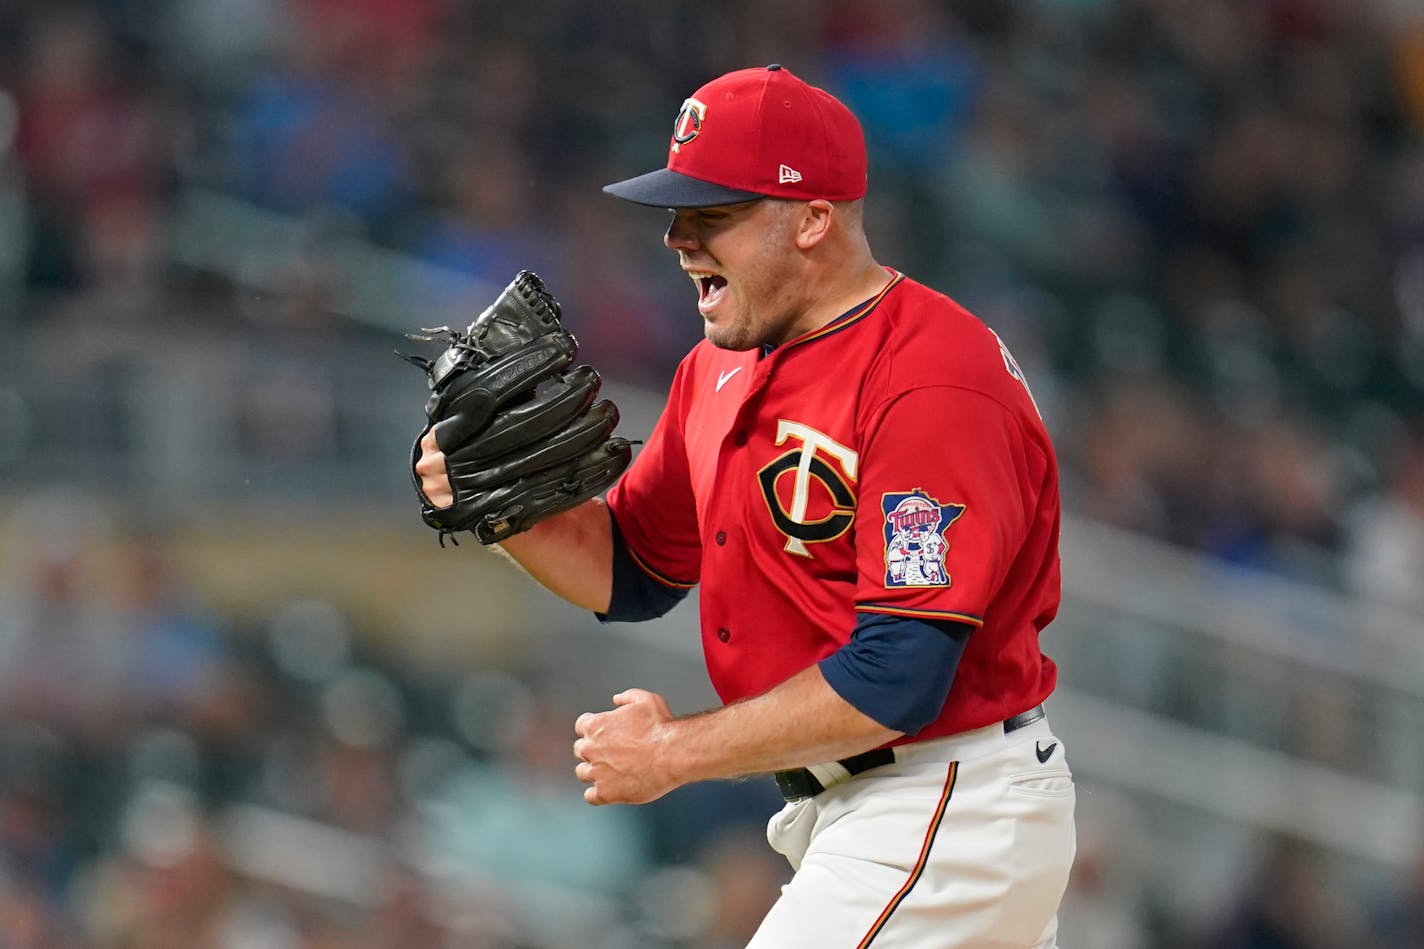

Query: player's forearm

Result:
[494,498,613,613]
[663,665,902,784]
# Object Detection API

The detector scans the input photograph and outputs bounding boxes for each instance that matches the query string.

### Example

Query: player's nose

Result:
[664,213,699,252]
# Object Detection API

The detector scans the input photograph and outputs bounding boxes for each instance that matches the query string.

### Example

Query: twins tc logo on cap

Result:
[668,92,806,184]
[882,490,965,588]
[671,97,707,153]
[605,65,867,207]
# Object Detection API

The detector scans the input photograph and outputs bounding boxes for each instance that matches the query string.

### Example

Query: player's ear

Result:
[794,200,835,250]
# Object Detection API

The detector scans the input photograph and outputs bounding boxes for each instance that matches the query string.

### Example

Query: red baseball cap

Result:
[604,64,868,208]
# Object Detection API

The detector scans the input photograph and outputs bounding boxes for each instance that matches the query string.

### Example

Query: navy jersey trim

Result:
[819,613,972,734]
[598,511,692,623]
[780,271,903,351]
[858,603,984,626]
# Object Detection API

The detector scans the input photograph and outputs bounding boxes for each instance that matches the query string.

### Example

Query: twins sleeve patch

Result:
[882,490,965,588]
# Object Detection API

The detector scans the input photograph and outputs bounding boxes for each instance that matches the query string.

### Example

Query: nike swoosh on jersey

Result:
[716,367,743,392]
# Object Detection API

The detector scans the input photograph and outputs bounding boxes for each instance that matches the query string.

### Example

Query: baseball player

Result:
[416,64,1075,947]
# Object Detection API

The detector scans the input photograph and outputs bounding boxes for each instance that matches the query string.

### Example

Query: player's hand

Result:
[414,429,453,509]
[572,689,677,806]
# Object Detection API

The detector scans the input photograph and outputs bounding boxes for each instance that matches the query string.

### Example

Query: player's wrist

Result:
[649,717,696,789]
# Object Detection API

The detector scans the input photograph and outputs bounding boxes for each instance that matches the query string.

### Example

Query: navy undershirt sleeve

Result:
[818,613,973,735]
[597,510,691,623]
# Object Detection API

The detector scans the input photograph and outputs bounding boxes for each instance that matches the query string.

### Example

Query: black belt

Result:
[772,704,1046,803]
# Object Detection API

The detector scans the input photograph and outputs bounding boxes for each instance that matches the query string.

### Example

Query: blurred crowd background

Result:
[0,0,1422,946]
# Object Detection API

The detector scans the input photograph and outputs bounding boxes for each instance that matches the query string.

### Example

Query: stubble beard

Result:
[703,293,802,352]
[704,216,803,351]
[704,311,760,351]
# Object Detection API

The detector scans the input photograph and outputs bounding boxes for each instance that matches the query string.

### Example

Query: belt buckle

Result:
[773,747,896,803]
[773,768,824,802]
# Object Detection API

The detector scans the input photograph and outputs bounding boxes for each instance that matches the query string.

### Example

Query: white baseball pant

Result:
[748,713,1076,948]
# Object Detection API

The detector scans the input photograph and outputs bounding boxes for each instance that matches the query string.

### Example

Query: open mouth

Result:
[689,271,729,313]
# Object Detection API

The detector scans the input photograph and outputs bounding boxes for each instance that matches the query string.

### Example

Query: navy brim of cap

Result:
[603,167,765,208]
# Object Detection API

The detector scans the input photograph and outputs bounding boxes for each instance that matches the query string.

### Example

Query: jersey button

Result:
[715,531,727,545]
[716,627,731,642]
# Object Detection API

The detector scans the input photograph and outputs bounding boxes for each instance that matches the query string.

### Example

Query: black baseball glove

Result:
[405,270,632,545]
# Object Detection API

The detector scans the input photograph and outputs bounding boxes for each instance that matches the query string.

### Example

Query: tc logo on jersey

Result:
[757,420,859,558]
[882,490,965,588]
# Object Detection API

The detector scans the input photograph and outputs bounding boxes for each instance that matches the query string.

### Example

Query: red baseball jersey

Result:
[606,271,1060,740]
